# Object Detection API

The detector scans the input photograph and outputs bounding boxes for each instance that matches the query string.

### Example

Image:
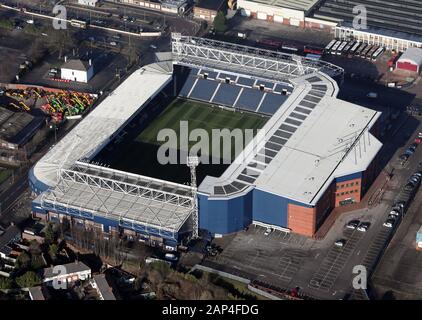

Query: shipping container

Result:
[304,45,324,55]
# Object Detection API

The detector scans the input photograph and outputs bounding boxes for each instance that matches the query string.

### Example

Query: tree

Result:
[213,11,227,33]
[0,277,13,290]
[16,271,41,288]
[15,252,31,270]
[44,223,55,244]
[49,244,59,260]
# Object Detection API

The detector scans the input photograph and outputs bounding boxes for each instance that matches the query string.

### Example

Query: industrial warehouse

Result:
[28,34,382,249]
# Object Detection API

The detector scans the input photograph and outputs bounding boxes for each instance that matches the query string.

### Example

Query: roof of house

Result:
[0,225,20,250]
[397,47,422,67]
[93,274,116,300]
[43,261,91,279]
[61,59,92,72]
[28,286,46,300]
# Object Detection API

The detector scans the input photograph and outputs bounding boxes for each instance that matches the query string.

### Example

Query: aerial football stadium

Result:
[29,34,382,249]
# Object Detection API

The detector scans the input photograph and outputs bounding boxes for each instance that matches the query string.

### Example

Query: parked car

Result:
[404,182,416,191]
[346,220,360,230]
[357,222,370,232]
[264,227,272,236]
[334,239,346,247]
[405,147,415,156]
[388,214,399,220]
[415,138,421,144]
[389,210,400,217]
[418,132,422,139]
[383,218,396,228]
[399,154,409,162]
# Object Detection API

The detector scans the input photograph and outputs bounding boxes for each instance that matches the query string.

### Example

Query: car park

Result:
[346,220,360,230]
[334,239,346,247]
[357,222,370,232]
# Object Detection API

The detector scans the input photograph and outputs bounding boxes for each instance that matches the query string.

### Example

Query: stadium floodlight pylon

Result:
[187,156,199,239]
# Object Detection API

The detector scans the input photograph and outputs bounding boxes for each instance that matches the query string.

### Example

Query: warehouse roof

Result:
[0,108,43,146]
[239,0,321,12]
[397,47,422,66]
[32,62,173,189]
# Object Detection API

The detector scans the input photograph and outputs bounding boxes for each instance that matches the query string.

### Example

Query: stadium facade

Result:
[29,34,382,248]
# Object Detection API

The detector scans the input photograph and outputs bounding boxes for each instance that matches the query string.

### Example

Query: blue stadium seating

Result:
[218,73,237,81]
[255,80,274,89]
[258,93,287,115]
[179,76,197,97]
[189,79,219,101]
[237,77,256,87]
[198,69,218,79]
[212,83,241,106]
[235,88,264,112]
[274,83,291,94]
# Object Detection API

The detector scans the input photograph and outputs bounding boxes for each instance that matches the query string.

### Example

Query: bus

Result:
[355,43,367,56]
[70,19,87,29]
[366,46,378,59]
[348,41,360,56]
[361,44,373,58]
[336,41,348,55]
[324,39,337,52]
[304,45,324,55]
[306,53,322,61]
[372,47,385,61]
[342,41,355,55]
[330,40,341,54]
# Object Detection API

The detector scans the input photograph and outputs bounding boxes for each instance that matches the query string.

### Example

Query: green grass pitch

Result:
[136,99,268,153]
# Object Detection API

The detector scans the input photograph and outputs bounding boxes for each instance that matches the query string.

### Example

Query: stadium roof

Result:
[398,47,422,66]
[239,0,321,12]
[199,71,382,206]
[33,62,173,189]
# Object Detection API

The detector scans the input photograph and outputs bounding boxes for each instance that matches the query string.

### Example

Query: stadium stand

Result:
[258,93,288,115]
[177,68,292,115]
[189,78,219,101]
[234,87,265,112]
[211,82,242,106]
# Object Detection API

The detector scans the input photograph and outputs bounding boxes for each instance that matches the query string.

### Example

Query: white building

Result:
[78,0,98,7]
[43,261,91,286]
[61,58,94,83]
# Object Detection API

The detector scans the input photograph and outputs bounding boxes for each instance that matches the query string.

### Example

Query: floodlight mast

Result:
[187,156,199,239]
